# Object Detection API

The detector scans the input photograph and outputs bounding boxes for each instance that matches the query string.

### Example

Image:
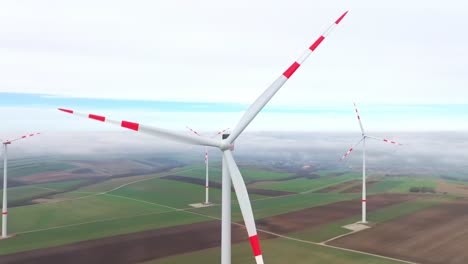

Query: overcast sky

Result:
[1,1,468,136]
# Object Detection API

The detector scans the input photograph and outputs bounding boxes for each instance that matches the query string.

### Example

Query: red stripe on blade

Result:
[89,114,106,122]
[249,235,262,256]
[335,11,349,24]
[309,36,325,51]
[121,121,139,131]
[283,62,300,79]
[58,108,74,114]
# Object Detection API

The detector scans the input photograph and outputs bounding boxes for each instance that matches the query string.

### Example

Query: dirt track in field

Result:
[315,180,360,193]
[340,180,380,193]
[0,194,416,264]
[161,175,296,197]
[330,199,468,264]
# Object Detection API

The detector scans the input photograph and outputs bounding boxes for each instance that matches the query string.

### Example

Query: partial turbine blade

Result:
[212,128,230,138]
[353,102,365,135]
[186,126,202,136]
[223,150,264,264]
[367,136,402,145]
[226,11,349,144]
[339,137,364,161]
[6,132,41,143]
[58,108,221,148]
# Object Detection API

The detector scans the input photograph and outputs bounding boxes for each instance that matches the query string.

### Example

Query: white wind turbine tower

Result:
[186,126,229,205]
[339,103,401,223]
[1,132,41,239]
[58,11,348,264]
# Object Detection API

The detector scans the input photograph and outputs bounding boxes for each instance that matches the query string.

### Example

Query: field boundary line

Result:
[299,178,356,194]
[319,229,358,244]
[255,228,418,264]
[14,189,416,264]
[94,193,418,264]
[14,167,195,209]
[32,186,60,192]
[16,209,177,235]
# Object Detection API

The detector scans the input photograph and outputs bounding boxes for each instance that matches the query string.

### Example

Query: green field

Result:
[6,162,76,178]
[0,168,358,256]
[0,164,450,263]
[254,173,360,193]
[0,179,87,206]
[177,164,294,183]
[146,237,401,264]
[368,178,437,194]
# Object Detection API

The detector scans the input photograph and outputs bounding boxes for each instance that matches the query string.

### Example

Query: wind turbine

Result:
[186,127,229,205]
[339,103,401,223]
[1,132,41,239]
[58,11,348,264]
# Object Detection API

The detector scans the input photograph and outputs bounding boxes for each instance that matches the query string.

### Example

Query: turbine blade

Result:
[223,150,264,264]
[367,136,402,145]
[58,108,221,148]
[212,128,230,138]
[186,126,202,136]
[353,102,365,135]
[339,137,364,161]
[5,132,41,143]
[226,11,349,144]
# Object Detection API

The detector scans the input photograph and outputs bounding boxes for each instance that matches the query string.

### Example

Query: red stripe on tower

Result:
[89,114,106,122]
[121,121,139,131]
[2,212,7,215]
[362,199,367,202]
[283,62,300,79]
[309,36,325,51]
[249,235,262,257]
[58,108,74,114]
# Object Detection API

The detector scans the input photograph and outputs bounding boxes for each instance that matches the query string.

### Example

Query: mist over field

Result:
[5,131,468,179]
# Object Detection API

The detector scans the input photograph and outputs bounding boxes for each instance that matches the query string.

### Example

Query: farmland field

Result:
[0,162,461,264]
[330,200,468,264]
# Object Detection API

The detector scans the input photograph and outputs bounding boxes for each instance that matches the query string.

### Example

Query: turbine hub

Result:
[219,140,231,151]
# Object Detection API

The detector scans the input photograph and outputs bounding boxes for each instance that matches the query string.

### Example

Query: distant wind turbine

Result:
[58,11,348,264]
[339,103,401,223]
[1,132,41,239]
[186,126,229,204]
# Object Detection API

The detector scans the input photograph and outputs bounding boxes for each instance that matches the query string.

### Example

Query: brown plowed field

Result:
[162,175,296,197]
[330,200,468,264]
[256,194,416,234]
[437,180,468,197]
[0,221,274,264]
[0,194,414,263]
